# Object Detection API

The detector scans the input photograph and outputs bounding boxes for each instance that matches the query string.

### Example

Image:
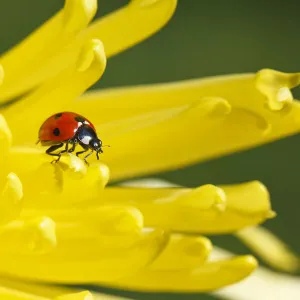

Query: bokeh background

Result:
[0,0,299,299]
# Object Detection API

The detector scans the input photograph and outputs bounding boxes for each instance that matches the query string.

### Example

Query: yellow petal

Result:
[22,206,144,237]
[149,234,212,270]
[255,69,300,111]
[0,228,168,283]
[0,285,105,300]
[3,147,110,207]
[1,148,70,198]
[0,286,45,300]
[3,38,106,144]
[55,153,88,180]
[0,277,129,300]
[0,64,4,85]
[55,292,129,300]
[14,0,177,99]
[72,70,300,180]
[86,97,231,180]
[83,181,272,234]
[60,160,110,205]
[2,106,188,202]
[0,114,12,158]
[0,0,97,103]
[83,0,177,57]
[110,255,257,292]
[236,226,300,273]
[0,0,176,103]
[55,291,129,300]
[0,216,56,254]
[0,173,23,225]
[55,291,93,300]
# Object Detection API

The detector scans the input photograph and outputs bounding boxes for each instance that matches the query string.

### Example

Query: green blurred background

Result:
[0,0,299,299]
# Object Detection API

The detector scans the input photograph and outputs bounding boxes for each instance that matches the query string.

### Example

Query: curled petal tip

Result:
[178,184,226,210]
[228,180,271,217]
[150,235,212,271]
[76,39,106,72]
[266,210,277,219]
[128,207,144,231]
[0,173,23,224]
[64,161,109,200]
[203,97,231,117]
[192,97,231,119]
[185,236,212,258]
[64,0,97,31]
[212,255,258,275]
[26,216,57,253]
[60,154,87,179]
[55,291,93,300]
[3,172,23,202]
[0,114,12,156]
[255,69,300,111]
[214,188,227,204]
[114,207,144,233]
[92,39,106,63]
[247,180,269,194]
[55,161,109,206]
[87,162,110,188]
[1,216,57,254]
[232,255,258,272]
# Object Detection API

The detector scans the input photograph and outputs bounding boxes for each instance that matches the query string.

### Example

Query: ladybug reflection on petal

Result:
[37,112,106,165]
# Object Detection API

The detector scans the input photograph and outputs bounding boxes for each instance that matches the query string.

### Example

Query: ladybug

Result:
[37,112,106,165]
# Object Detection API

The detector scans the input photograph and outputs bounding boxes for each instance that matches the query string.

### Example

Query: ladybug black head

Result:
[89,138,103,154]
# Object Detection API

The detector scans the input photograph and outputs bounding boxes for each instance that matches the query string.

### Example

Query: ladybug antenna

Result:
[102,144,110,148]
[36,139,40,145]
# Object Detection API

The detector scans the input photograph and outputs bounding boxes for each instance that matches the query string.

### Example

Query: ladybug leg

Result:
[76,144,89,157]
[68,142,76,153]
[46,143,64,163]
[83,151,94,166]
[76,144,90,165]
[76,148,88,157]
[59,142,71,155]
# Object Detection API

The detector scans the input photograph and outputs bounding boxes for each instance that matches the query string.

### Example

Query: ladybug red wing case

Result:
[38,112,95,142]
[37,111,104,165]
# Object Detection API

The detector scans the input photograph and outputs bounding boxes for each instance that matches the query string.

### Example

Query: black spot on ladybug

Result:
[75,116,86,123]
[54,113,63,119]
[53,128,60,136]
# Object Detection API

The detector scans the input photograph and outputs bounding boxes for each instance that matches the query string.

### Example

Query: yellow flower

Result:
[0,0,299,299]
